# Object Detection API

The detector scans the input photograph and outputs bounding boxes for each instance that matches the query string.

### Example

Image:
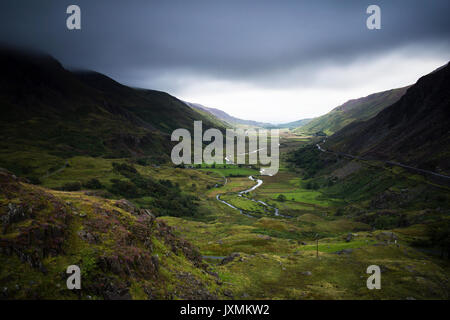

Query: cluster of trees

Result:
[304,181,319,190]
[135,155,168,166]
[287,145,334,178]
[110,162,199,217]
[61,178,103,191]
[427,221,450,259]
[356,212,409,230]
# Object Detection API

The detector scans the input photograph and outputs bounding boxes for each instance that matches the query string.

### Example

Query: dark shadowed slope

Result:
[326,62,450,174]
[296,86,409,135]
[0,48,225,175]
[75,72,223,133]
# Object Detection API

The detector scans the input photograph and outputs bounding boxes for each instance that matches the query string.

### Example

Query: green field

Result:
[199,167,260,177]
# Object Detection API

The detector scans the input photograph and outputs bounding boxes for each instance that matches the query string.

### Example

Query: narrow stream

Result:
[216,176,290,218]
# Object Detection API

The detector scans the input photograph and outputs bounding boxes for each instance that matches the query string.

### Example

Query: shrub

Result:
[287,144,334,178]
[373,215,400,229]
[109,164,200,217]
[26,176,42,185]
[62,181,82,191]
[276,194,287,202]
[427,221,450,259]
[108,179,141,198]
[83,178,103,189]
[112,162,138,178]
[136,158,149,166]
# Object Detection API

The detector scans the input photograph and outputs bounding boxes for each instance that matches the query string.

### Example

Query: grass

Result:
[198,167,259,177]
[2,131,450,299]
[269,190,341,207]
[41,156,124,189]
[220,194,267,213]
[159,134,450,299]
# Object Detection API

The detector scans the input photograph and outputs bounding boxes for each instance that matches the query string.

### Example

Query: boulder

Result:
[115,199,137,214]
[139,208,155,219]
[345,233,353,242]
[220,253,240,265]
[335,249,354,255]
[376,231,398,241]
[77,230,96,243]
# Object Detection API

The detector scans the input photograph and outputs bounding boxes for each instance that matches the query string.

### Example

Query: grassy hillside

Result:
[76,72,227,133]
[327,62,450,174]
[295,87,409,136]
[0,48,225,180]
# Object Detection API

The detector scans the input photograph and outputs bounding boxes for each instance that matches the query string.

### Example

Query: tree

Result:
[427,221,450,259]
[62,181,82,191]
[276,194,287,202]
[83,178,103,189]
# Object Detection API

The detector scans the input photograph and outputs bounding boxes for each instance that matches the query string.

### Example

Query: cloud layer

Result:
[1,0,449,122]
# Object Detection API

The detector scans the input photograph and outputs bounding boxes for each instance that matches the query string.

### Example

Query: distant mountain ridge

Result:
[185,86,409,133]
[185,102,272,127]
[185,101,312,129]
[295,86,410,135]
[268,118,313,129]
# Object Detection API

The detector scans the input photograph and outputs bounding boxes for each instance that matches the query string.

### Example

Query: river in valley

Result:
[216,176,290,218]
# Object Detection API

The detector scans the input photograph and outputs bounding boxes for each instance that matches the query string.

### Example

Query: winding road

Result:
[40,160,69,179]
[316,140,450,181]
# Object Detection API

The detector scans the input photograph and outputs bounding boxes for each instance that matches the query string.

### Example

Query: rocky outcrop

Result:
[220,253,240,265]
[0,170,220,300]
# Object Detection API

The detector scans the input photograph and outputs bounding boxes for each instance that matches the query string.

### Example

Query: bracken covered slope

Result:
[0,168,224,299]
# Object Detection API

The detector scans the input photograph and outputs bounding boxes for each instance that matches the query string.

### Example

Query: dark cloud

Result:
[1,0,449,91]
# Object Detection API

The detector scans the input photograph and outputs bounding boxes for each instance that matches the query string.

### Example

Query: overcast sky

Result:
[1,0,449,123]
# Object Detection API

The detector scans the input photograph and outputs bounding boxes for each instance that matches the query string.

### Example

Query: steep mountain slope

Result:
[295,86,409,135]
[75,71,221,133]
[186,102,270,127]
[0,48,225,177]
[326,62,450,174]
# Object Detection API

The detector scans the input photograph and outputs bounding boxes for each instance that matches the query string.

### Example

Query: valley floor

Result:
[160,134,450,299]
[1,132,449,299]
